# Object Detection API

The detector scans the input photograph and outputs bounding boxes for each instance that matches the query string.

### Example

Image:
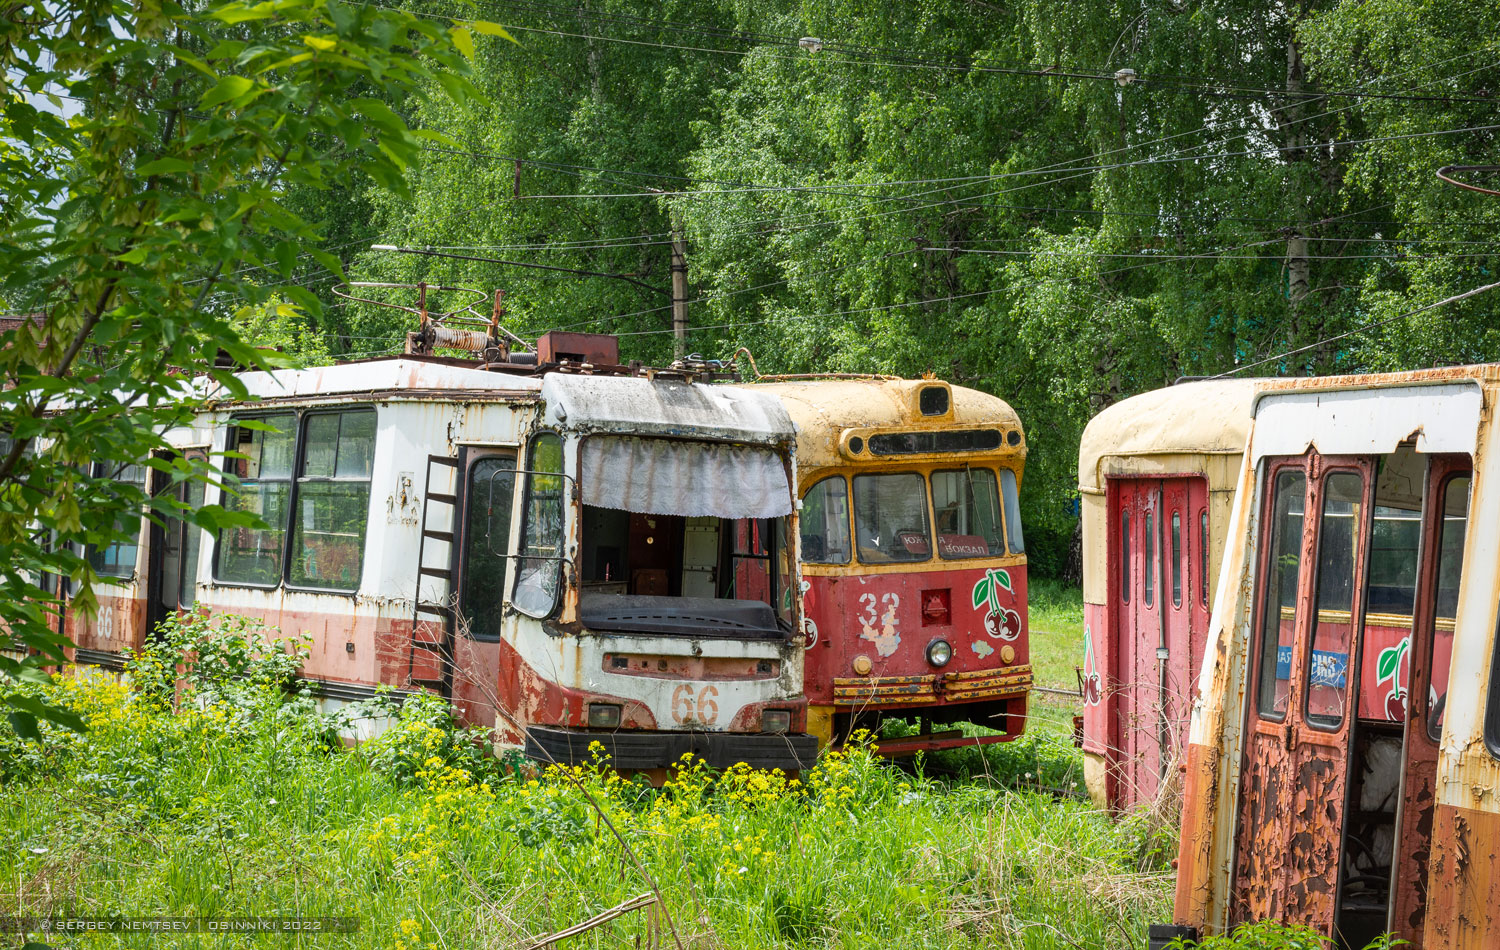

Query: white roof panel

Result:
[219,358,542,402]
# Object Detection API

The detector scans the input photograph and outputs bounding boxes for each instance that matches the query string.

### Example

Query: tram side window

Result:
[800,476,851,564]
[853,472,931,563]
[1120,510,1130,604]
[1171,510,1183,607]
[1306,472,1363,729]
[461,456,516,641]
[289,410,375,590]
[1143,503,1156,607]
[514,433,565,618]
[87,463,148,579]
[1359,487,1422,722]
[1434,475,1468,742]
[932,468,1004,559]
[999,468,1024,555]
[217,413,297,585]
[1256,469,1306,719]
[1200,510,1209,608]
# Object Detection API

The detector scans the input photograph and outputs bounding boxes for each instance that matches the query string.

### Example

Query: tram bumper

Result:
[525,726,819,771]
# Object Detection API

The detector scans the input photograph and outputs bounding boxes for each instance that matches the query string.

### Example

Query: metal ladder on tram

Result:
[409,455,460,698]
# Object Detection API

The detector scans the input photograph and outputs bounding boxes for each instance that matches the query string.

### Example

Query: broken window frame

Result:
[513,431,568,620]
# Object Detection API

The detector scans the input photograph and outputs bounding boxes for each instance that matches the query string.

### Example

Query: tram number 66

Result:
[670,684,719,725]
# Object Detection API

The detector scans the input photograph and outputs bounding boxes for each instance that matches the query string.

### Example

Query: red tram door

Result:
[1232,454,1371,931]
[1109,476,1209,809]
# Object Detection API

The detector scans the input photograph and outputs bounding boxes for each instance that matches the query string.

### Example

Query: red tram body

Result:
[757,379,1032,753]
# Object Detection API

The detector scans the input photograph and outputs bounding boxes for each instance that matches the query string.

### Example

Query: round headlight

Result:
[926,638,952,668]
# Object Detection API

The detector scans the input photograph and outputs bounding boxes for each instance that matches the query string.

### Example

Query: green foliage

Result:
[1026,576,1088,696]
[304,0,1500,577]
[924,728,1086,795]
[1169,921,1407,949]
[356,691,500,787]
[124,609,310,709]
[0,0,483,728]
[238,297,335,366]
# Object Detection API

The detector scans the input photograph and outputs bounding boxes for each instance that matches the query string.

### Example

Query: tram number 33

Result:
[670,684,720,725]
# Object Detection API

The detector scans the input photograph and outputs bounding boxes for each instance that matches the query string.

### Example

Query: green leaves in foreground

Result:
[0,0,490,726]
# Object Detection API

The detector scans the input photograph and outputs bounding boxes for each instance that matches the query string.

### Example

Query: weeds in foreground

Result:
[0,613,1172,949]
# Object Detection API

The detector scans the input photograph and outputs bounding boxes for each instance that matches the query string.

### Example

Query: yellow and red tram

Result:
[757,378,1032,753]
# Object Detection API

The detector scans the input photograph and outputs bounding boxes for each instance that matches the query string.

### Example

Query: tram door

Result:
[1233,453,1372,931]
[146,451,206,634]
[1388,458,1469,947]
[1230,448,1473,944]
[452,452,517,730]
[1110,476,1209,808]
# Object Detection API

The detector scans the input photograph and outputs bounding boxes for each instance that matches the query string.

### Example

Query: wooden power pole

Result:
[670,222,688,360]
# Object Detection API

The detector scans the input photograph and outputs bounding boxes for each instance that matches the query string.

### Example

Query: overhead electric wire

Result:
[608,288,998,339]
[922,247,1496,262]
[534,248,923,331]
[370,245,667,294]
[562,199,1410,337]
[75,13,1470,259]
[381,1,1499,225]
[403,51,1500,257]
[1213,279,1500,378]
[31,6,1483,342]
[499,121,1500,200]
[415,0,1497,105]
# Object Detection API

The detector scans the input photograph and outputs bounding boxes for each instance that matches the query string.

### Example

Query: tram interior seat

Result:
[579,504,790,638]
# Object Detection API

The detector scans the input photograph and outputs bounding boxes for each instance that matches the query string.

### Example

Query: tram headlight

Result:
[761,709,792,734]
[926,638,953,668]
[587,703,622,728]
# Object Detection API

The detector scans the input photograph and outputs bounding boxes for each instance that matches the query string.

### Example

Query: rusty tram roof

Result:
[751,378,1023,472]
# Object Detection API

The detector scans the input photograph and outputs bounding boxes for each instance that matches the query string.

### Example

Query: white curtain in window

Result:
[581,436,791,519]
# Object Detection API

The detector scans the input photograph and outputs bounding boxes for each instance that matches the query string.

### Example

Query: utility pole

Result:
[1284,33,1312,339]
[670,219,688,360]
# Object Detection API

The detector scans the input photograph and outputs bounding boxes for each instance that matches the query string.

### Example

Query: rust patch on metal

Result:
[1425,804,1500,949]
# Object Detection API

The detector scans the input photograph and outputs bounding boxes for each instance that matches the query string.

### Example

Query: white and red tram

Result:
[64,334,817,770]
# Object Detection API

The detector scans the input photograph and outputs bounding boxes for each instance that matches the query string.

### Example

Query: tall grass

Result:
[1,657,1171,949]
[1027,577,1086,691]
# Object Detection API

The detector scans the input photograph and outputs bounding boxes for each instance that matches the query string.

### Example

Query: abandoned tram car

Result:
[66,335,817,770]
[1078,380,1255,812]
[1162,365,1500,949]
[757,379,1031,753]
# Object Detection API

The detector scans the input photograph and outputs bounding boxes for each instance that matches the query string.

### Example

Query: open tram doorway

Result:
[1108,476,1210,809]
[1230,444,1470,948]
[145,449,206,636]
